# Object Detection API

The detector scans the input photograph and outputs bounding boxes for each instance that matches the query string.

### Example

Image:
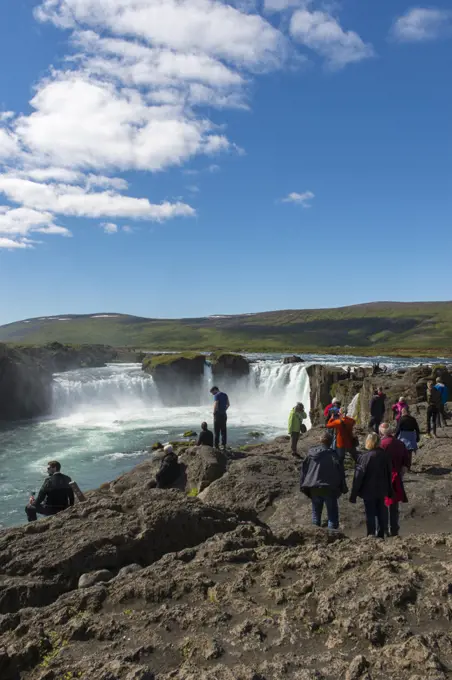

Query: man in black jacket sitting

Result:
[26,461,74,522]
[197,422,214,447]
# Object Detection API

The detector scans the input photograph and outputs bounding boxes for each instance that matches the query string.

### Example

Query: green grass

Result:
[2,302,452,356]
[143,352,203,370]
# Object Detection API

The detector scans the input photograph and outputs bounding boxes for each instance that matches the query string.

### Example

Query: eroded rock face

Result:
[19,342,118,373]
[143,355,206,406]
[0,493,238,616]
[0,344,52,421]
[210,353,250,381]
[3,524,452,680]
[283,355,304,364]
[307,364,348,425]
[0,342,122,422]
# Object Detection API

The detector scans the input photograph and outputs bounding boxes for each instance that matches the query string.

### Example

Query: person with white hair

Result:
[155,445,181,488]
[379,423,411,537]
[323,397,340,424]
[392,396,408,423]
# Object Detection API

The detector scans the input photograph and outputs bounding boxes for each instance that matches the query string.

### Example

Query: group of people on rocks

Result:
[295,376,449,539]
[25,385,230,522]
[24,374,449,539]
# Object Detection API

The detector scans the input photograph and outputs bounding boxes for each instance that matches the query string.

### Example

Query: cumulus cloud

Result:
[391,8,452,42]
[0,177,195,220]
[0,0,373,252]
[36,0,286,67]
[0,206,72,249]
[290,9,374,68]
[0,237,33,250]
[282,190,314,206]
[101,222,119,234]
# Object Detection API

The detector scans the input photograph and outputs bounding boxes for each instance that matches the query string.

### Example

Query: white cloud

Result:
[290,9,374,68]
[0,177,195,220]
[36,0,286,68]
[0,206,71,251]
[282,190,314,206]
[101,221,119,234]
[0,237,33,250]
[122,224,133,233]
[15,74,222,172]
[0,129,20,160]
[0,0,372,253]
[391,8,452,42]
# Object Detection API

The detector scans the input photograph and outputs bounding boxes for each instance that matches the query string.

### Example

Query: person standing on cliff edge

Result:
[210,386,230,449]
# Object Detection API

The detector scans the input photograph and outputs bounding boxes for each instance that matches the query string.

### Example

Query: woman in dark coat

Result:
[350,433,393,539]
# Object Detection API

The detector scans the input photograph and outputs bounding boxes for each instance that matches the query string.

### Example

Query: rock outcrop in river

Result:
[2,425,452,679]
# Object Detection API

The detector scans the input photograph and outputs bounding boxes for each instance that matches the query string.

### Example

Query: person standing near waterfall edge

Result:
[210,386,230,449]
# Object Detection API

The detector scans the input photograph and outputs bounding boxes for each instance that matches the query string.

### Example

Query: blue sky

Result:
[0,0,451,325]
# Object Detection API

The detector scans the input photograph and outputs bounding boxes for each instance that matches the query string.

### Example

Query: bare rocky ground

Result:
[2,418,452,680]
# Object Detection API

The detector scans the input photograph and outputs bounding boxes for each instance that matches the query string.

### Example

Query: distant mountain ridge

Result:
[1,301,452,355]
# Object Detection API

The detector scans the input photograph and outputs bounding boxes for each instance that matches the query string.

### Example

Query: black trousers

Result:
[369,417,382,434]
[427,406,438,435]
[25,503,59,522]
[214,413,227,448]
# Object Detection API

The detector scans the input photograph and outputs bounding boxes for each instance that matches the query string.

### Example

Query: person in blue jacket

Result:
[434,377,449,427]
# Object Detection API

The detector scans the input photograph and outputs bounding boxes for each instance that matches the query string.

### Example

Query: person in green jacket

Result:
[288,402,307,458]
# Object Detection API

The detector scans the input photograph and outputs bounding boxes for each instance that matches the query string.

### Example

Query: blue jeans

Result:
[363,498,386,538]
[311,494,339,529]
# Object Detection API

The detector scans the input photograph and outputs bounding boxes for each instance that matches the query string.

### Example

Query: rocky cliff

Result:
[143,353,207,406]
[0,344,52,421]
[0,342,124,422]
[2,427,452,679]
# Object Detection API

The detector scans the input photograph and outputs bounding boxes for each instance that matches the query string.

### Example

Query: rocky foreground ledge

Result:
[2,429,452,680]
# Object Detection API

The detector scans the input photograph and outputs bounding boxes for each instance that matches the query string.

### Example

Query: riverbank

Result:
[2,428,452,679]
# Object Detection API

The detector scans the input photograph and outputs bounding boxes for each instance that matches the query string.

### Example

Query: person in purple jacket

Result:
[392,397,408,423]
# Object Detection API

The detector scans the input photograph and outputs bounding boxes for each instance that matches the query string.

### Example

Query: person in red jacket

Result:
[326,408,356,463]
[379,423,411,537]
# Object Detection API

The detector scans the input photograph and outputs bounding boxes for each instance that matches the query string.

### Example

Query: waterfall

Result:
[226,362,311,430]
[347,392,360,418]
[50,360,311,433]
[202,362,213,394]
[52,363,160,417]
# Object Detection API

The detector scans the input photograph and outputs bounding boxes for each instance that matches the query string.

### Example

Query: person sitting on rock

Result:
[395,407,420,462]
[197,421,214,447]
[288,402,307,458]
[379,423,410,537]
[300,431,347,530]
[25,460,74,522]
[155,445,181,488]
[349,433,393,539]
[392,397,408,423]
[326,408,356,464]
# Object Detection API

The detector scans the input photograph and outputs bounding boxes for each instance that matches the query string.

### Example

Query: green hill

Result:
[1,302,452,356]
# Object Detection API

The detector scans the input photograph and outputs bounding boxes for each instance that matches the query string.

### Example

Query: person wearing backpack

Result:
[288,402,307,458]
